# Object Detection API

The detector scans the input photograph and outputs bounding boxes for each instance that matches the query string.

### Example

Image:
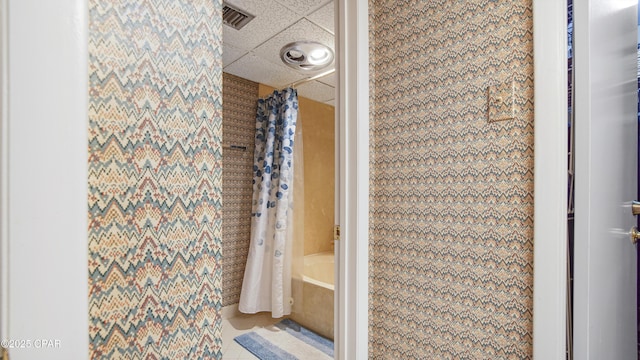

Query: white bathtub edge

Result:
[302,275,335,291]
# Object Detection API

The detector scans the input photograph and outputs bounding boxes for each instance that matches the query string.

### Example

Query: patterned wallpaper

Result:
[222,73,258,307]
[88,0,223,358]
[369,1,534,359]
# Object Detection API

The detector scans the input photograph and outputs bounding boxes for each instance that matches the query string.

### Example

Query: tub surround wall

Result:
[88,0,223,358]
[291,279,334,340]
[298,95,335,256]
[222,73,259,307]
[369,1,534,358]
[289,252,335,340]
[258,84,335,256]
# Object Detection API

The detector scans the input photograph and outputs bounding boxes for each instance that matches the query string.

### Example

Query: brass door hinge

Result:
[334,225,340,241]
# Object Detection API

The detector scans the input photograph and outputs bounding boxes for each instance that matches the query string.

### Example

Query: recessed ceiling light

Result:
[280,41,334,71]
[308,48,330,64]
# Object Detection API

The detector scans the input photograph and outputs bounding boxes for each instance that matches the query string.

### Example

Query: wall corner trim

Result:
[337,0,369,358]
[532,0,568,358]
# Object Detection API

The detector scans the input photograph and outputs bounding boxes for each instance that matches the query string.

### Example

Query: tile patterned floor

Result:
[222,312,281,359]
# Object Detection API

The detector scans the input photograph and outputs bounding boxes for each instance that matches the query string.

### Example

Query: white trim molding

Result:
[0,0,9,345]
[5,0,89,358]
[337,0,369,358]
[532,0,568,358]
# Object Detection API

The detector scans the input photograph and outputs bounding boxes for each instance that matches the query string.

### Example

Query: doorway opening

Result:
[218,1,339,358]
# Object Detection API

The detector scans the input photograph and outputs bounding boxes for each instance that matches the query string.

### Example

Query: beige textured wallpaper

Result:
[369,0,535,358]
[222,73,258,307]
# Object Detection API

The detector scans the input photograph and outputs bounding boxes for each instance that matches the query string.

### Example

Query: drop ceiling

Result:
[223,0,336,105]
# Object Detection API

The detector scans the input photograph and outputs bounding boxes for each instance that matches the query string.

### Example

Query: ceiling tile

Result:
[316,72,336,87]
[224,53,305,88]
[223,44,247,67]
[306,1,334,34]
[274,0,331,16]
[252,19,335,77]
[295,80,335,103]
[223,0,301,51]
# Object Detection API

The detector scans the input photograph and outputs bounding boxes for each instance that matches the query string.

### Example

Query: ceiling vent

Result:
[222,3,255,30]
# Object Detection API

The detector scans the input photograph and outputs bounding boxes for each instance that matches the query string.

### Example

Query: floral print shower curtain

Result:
[239,88,298,318]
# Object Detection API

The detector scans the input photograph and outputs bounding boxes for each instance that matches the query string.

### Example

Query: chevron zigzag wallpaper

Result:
[88,0,223,358]
[369,0,535,358]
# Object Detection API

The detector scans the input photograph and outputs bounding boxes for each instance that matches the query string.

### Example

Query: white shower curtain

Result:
[239,88,300,318]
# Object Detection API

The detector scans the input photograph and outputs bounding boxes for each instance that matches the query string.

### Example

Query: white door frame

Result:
[339,0,569,359]
[0,1,89,359]
[0,0,9,347]
[337,0,369,358]
[532,0,568,359]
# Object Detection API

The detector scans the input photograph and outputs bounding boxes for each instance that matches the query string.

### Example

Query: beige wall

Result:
[259,84,335,256]
[369,0,534,358]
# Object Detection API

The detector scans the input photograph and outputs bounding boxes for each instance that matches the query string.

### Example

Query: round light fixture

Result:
[308,48,330,64]
[280,41,334,71]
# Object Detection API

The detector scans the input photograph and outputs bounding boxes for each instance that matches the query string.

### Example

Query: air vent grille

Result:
[222,3,255,30]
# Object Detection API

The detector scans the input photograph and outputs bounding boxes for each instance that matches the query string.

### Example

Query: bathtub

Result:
[291,251,335,340]
[302,251,334,290]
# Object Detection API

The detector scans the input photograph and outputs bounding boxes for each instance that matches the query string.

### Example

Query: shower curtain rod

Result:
[288,68,335,89]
